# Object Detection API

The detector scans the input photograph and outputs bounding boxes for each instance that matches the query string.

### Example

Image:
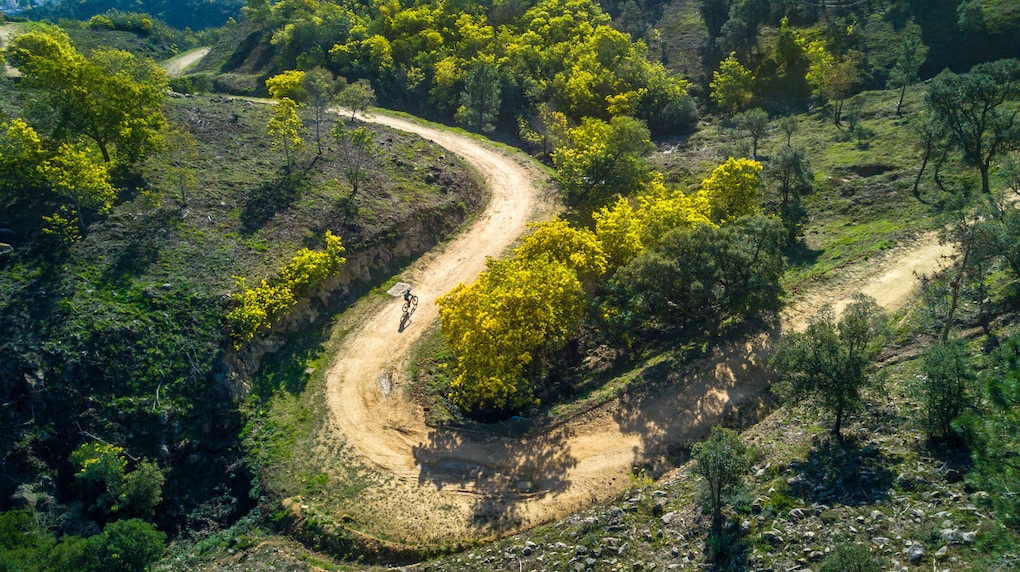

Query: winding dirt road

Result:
[160,46,210,78]
[1,23,22,78]
[320,113,953,545]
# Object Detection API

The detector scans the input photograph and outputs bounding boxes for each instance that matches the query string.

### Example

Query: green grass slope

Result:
[0,93,483,540]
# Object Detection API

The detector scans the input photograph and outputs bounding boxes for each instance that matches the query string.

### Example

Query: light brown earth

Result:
[319,112,954,545]
[1,23,22,78]
[160,46,210,78]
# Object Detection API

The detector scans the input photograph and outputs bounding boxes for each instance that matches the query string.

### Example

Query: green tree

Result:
[918,340,974,440]
[771,295,886,439]
[765,145,811,244]
[552,116,654,207]
[733,108,768,159]
[456,56,502,133]
[91,519,166,572]
[700,156,762,222]
[301,67,340,155]
[162,126,198,208]
[267,98,305,174]
[925,58,1020,195]
[710,52,754,113]
[777,115,798,147]
[698,0,730,38]
[5,27,167,165]
[0,510,55,572]
[337,78,376,123]
[332,121,375,199]
[39,143,116,234]
[887,21,927,116]
[964,334,1020,527]
[437,255,585,419]
[612,214,784,332]
[118,461,165,519]
[692,426,749,538]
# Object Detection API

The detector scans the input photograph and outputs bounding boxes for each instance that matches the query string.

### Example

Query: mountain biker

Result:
[403,288,412,302]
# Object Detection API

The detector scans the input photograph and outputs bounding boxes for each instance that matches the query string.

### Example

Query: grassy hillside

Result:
[0,90,483,544]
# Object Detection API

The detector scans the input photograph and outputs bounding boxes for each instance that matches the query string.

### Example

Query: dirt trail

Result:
[321,113,953,545]
[160,47,210,78]
[1,23,22,78]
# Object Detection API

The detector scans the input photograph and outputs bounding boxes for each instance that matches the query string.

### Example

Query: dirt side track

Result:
[319,112,954,546]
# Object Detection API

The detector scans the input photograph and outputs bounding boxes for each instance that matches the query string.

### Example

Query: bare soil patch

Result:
[161,46,211,78]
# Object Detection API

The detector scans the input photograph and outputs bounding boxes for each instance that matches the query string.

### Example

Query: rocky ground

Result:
[409,352,1012,572]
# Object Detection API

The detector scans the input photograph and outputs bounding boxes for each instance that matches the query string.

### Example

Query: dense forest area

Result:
[1,0,1020,570]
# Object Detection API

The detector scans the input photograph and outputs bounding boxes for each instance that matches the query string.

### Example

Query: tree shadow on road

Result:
[611,328,780,479]
[411,423,578,532]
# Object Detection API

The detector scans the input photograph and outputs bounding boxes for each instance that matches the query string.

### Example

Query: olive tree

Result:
[771,294,887,439]
[692,426,749,537]
[925,58,1020,194]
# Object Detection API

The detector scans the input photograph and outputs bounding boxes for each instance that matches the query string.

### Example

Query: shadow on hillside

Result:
[705,522,752,571]
[611,329,780,479]
[250,316,333,401]
[240,173,306,233]
[101,207,180,285]
[411,423,578,531]
[921,437,973,485]
[787,437,898,506]
[785,242,823,270]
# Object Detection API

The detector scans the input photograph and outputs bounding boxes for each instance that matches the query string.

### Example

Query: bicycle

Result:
[402,293,418,314]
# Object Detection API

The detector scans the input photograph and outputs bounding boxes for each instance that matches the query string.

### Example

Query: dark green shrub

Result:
[917,340,974,439]
[819,542,884,572]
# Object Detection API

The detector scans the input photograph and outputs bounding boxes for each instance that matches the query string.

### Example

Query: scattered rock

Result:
[9,485,36,510]
[652,499,666,516]
[751,498,764,514]
[789,507,806,521]
[907,543,925,564]
[940,529,960,544]
[962,531,977,543]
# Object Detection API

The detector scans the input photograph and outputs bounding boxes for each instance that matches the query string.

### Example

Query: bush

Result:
[169,74,214,95]
[771,294,887,439]
[917,340,974,439]
[692,426,749,537]
[611,214,785,333]
[964,333,1020,527]
[227,231,346,348]
[818,542,884,572]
